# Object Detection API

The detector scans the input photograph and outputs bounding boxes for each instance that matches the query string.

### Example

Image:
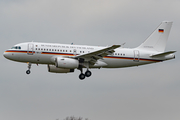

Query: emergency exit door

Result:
[133,50,139,62]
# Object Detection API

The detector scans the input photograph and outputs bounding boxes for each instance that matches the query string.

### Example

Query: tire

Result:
[79,73,85,80]
[26,70,31,74]
[85,70,92,77]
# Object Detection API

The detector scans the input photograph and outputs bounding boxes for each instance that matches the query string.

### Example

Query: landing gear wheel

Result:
[85,70,92,77]
[79,73,85,80]
[26,70,31,74]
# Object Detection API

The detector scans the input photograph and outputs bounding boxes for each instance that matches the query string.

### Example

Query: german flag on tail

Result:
[159,29,164,33]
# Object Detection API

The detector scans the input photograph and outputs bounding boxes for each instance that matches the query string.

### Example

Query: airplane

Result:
[3,21,176,80]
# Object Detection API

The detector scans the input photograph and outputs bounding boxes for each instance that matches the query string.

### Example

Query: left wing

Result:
[72,45,120,64]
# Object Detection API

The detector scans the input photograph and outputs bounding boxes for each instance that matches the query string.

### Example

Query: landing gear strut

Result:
[78,64,92,80]
[26,63,31,74]
[78,66,85,80]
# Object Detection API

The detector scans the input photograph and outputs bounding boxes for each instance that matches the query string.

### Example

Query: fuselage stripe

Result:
[5,50,163,62]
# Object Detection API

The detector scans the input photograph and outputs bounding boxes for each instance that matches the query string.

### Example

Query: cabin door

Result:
[27,43,34,55]
[133,50,139,62]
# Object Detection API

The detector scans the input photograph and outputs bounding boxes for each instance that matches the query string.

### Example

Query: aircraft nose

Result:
[3,52,7,58]
[3,51,9,59]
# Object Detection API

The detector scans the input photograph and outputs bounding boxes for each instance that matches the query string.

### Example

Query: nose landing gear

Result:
[26,62,31,74]
[26,70,31,74]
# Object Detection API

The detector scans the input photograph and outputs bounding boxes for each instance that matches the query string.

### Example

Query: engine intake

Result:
[48,65,74,73]
[55,57,79,69]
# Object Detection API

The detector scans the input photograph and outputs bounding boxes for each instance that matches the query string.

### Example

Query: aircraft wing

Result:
[73,45,120,64]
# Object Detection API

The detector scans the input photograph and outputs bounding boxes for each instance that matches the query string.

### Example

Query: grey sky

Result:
[0,0,180,120]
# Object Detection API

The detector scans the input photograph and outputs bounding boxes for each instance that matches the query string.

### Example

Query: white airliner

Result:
[3,21,176,80]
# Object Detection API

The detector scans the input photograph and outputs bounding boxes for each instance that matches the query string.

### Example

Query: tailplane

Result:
[137,21,173,52]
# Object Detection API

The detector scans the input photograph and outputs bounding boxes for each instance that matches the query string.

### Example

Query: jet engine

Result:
[55,57,79,69]
[48,65,74,73]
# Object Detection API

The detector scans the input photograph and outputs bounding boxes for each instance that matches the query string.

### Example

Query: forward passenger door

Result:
[27,43,34,55]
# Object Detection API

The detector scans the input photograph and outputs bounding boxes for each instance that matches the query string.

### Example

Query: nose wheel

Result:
[26,70,31,74]
[26,63,31,75]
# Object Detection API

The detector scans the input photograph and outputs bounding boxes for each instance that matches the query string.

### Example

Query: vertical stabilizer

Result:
[137,21,173,52]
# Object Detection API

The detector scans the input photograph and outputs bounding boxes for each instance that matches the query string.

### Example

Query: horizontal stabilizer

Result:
[150,51,176,57]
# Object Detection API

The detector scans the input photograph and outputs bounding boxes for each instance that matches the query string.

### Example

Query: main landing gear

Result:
[26,62,31,74]
[78,67,92,80]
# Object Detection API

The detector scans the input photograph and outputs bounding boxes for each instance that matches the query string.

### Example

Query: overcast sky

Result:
[1,0,180,120]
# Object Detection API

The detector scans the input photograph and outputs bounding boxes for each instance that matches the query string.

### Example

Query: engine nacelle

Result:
[48,65,74,73]
[55,57,79,69]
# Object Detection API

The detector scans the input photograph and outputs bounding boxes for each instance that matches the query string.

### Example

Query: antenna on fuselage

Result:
[121,42,126,48]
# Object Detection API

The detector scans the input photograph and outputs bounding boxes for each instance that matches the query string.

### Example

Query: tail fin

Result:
[137,21,173,52]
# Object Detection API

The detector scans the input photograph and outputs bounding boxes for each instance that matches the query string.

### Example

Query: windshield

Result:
[11,46,21,49]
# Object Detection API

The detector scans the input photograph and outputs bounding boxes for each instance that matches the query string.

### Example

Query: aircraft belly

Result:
[102,58,133,68]
[102,58,154,68]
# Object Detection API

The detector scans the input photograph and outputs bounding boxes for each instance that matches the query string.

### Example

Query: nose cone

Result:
[3,51,18,61]
[3,51,8,59]
[3,51,11,59]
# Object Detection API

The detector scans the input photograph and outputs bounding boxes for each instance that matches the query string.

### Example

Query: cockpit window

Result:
[11,46,21,49]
